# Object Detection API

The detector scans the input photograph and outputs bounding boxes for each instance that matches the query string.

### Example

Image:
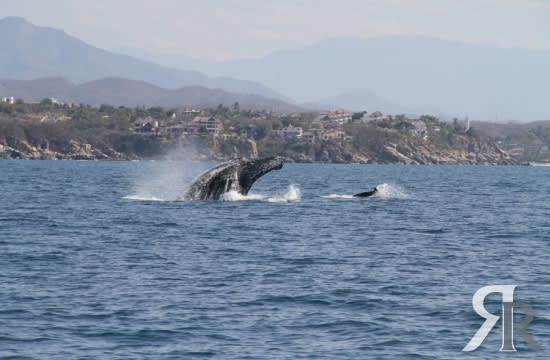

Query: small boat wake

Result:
[322,183,409,200]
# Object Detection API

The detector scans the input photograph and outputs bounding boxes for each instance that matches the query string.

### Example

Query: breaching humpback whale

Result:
[353,187,378,198]
[184,157,284,200]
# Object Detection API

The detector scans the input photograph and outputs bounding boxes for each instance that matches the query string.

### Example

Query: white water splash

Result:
[123,162,194,201]
[267,184,301,203]
[220,191,265,201]
[123,145,207,201]
[375,183,409,199]
[122,194,167,201]
[321,194,355,199]
[221,184,301,203]
[322,183,409,200]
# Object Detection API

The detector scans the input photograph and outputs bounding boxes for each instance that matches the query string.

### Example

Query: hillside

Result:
[0,101,515,164]
[473,120,550,162]
[0,16,283,100]
[0,77,303,112]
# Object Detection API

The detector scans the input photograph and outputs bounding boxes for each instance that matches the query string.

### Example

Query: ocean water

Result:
[0,160,549,359]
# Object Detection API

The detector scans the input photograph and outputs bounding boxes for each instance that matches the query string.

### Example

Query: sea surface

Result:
[0,160,549,359]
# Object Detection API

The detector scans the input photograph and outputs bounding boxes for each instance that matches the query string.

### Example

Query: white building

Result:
[319,109,352,125]
[368,111,389,122]
[351,112,370,124]
[321,130,346,141]
[1,96,15,104]
[302,131,316,143]
[182,108,200,114]
[49,97,64,105]
[277,125,303,138]
[192,116,223,135]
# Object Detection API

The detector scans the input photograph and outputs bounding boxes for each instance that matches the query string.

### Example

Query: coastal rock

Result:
[0,137,129,160]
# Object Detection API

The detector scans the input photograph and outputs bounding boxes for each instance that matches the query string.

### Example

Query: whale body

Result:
[184,157,284,200]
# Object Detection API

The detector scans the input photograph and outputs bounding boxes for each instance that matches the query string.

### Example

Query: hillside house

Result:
[134,117,158,135]
[302,131,315,143]
[321,130,346,141]
[369,111,389,122]
[319,109,352,125]
[277,125,303,138]
[191,116,223,135]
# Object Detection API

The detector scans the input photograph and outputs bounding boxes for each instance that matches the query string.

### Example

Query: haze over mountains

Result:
[0,16,284,100]
[120,37,550,121]
[1,16,549,121]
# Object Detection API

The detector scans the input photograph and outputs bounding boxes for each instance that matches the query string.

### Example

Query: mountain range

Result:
[2,16,549,121]
[119,37,550,121]
[0,16,283,100]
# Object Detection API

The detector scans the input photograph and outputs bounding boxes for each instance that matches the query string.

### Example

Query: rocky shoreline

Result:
[0,139,131,160]
[0,136,517,165]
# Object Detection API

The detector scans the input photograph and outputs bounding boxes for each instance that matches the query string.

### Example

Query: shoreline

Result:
[0,157,523,165]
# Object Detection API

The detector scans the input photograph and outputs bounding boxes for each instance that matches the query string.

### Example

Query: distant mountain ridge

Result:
[216,36,550,121]
[131,36,550,121]
[4,16,549,120]
[0,16,284,100]
[0,77,303,111]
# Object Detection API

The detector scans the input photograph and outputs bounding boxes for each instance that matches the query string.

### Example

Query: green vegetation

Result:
[0,101,169,158]
[0,99,525,163]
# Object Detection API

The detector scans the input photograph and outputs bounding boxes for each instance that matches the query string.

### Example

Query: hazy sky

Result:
[1,0,549,60]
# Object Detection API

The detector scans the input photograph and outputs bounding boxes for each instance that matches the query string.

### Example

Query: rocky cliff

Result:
[0,137,129,160]
[0,132,516,164]
[274,135,516,165]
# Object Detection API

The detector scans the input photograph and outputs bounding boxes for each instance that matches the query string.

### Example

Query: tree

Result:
[419,115,438,123]
[99,104,115,113]
[215,104,229,116]
[395,121,413,131]
[253,123,270,140]
[148,106,164,119]
[232,102,240,113]
[40,98,53,105]
[166,109,177,118]
[352,111,366,120]
[394,114,407,122]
